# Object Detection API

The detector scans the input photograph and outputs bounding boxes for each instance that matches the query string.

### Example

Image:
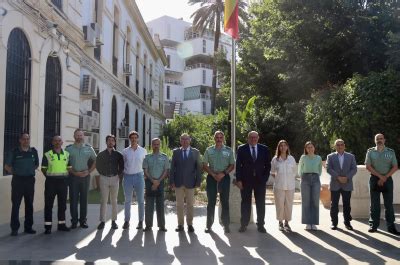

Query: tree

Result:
[189,0,248,115]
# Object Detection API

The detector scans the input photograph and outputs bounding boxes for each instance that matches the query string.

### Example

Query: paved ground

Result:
[0,203,399,265]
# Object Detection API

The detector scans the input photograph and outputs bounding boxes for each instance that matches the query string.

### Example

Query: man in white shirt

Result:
[122,131,147,230]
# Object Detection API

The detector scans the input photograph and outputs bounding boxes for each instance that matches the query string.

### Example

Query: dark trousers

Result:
[330,189,352,226]
[44,178,68,228]
[369,176,395,229]
[145,179,165,228]
[69,175,90,224]
[10,176,35,231]
[206,174,230,228]
[240,183,266,227]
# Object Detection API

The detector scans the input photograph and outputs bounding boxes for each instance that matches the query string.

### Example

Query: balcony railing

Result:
[185,63,212,71]
[165,79,183,85]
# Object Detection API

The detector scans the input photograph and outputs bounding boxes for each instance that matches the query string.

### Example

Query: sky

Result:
[135,0,200,23]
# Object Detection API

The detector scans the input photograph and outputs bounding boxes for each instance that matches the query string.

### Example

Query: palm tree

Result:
[188,0,247,115]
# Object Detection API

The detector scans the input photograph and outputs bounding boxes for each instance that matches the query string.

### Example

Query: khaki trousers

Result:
[99,175,119,222]
[175,186,195,226]
[274,188,295,221]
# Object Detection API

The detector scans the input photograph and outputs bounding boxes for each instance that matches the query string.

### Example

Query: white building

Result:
[147,16,232,119]
[0,0,166,225]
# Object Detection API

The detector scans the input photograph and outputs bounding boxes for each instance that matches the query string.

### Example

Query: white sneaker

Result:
[305,224,312,230]
[311,225,318,230]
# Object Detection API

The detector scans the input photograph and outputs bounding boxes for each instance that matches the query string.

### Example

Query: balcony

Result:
[185,63,212,71]
[166,79,183,86]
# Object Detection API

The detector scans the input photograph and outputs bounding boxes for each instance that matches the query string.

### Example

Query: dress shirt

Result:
[250,145,258,160]
[271,155,297,190]
[182,147,191,159]
[122,145,147,174]
[337,152,344,170]
[96,148,124,176]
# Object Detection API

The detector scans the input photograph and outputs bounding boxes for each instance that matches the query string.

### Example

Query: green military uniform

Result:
[6,147,39,233]
[65,143,97,226]
[365,146,398,230]
[143,152,170,229]
[42,149,71,231]
[203,145,235,229]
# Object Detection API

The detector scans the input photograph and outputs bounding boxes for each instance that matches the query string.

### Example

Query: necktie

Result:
[251,146,256,161]
[183,149,188,160]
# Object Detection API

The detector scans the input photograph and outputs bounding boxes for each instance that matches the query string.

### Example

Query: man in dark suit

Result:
[236,131,271,233]
[170,133,202,233]
[326,139,357,230]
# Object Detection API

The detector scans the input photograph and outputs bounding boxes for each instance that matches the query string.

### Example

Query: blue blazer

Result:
[326,152,357,191]
[236,143,271,187]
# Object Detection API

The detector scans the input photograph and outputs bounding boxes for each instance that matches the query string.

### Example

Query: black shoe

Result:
[330,225,337,230]
[10,230,18,236]
[80,222,89,229]
[136,221,143,230]
[71,223,78,229]
[123,221,129,229]
[159,227,167,232]
[224,226,230,233]
[345,223,353,231]
[239,226,247,233]
[205,227,212,233]
[24,228,36,234]
[388,226,400,235]
[143,226,152,232]
[368,227,377,233]
[175,225,184,232]
[279,222,284,231]
[58,224,70,232]
[188,225,194,233]
[97,222,105,230]
[257,226,267,233]
[45,228,52,234]
[111,221,118,229]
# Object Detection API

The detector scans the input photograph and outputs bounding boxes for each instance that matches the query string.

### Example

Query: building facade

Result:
[147,16,231,120]
[0,0,166,225]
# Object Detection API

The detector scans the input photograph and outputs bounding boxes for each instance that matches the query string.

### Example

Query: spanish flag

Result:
[224,0,239,39]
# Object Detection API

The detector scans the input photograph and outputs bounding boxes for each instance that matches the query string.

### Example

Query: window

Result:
[4,28,32,175]
[143,54,147,101]
[202,70,206,84]
[124,104,129,147]
[111,96,117,136]
[126,27,131,87]
[135,110,139,131]
[43,56,62,153]
[167,85,170,100]
[202,101,206,115]
[51,0,62,10]
[112,7,120,76]
[148,118,151,147]
[136,42,140,94]
[166,55,171,68]
[94,45,101,62]
[142,114,146,147]
[149,64,153,106]
[203,39,206,53]
[92,89,100,112]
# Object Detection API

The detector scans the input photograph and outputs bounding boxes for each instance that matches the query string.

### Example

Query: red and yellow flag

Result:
[224,0,239,39]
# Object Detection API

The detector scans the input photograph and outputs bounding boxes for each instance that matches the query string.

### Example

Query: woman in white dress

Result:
[271,140,297,232]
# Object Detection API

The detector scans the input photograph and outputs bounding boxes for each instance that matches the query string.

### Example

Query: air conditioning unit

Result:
[83,25,96,47]
[80,75,97,98]
[119,126,129,139]
[91,132,99,149]
[87,110,100,129]
[90,23,104,45]
[148,89,154,99]
[123,63,133,76]
[79,115,93,131]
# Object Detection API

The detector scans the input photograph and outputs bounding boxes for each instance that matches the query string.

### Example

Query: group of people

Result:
[5,129,399,236]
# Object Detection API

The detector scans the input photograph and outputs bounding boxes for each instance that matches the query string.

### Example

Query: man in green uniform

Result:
[203,131,235,233]
[66,129,97,229]
[41,135,72,234]
[365,133,399,235]
[143,138,169,232]
[5,133,39,236]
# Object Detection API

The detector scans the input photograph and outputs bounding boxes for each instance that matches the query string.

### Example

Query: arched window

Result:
[43,56,62,152]
[3,28,31,174]
[142,114,146,147]
[148,118,152,147]
[135,109,139,131]
[111,96,117,136]
[124,103,129,147]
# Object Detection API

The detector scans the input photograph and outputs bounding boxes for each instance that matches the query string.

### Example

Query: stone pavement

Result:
[0,204,399,265]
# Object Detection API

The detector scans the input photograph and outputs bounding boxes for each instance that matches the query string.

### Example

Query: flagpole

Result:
[230,37,236,154]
